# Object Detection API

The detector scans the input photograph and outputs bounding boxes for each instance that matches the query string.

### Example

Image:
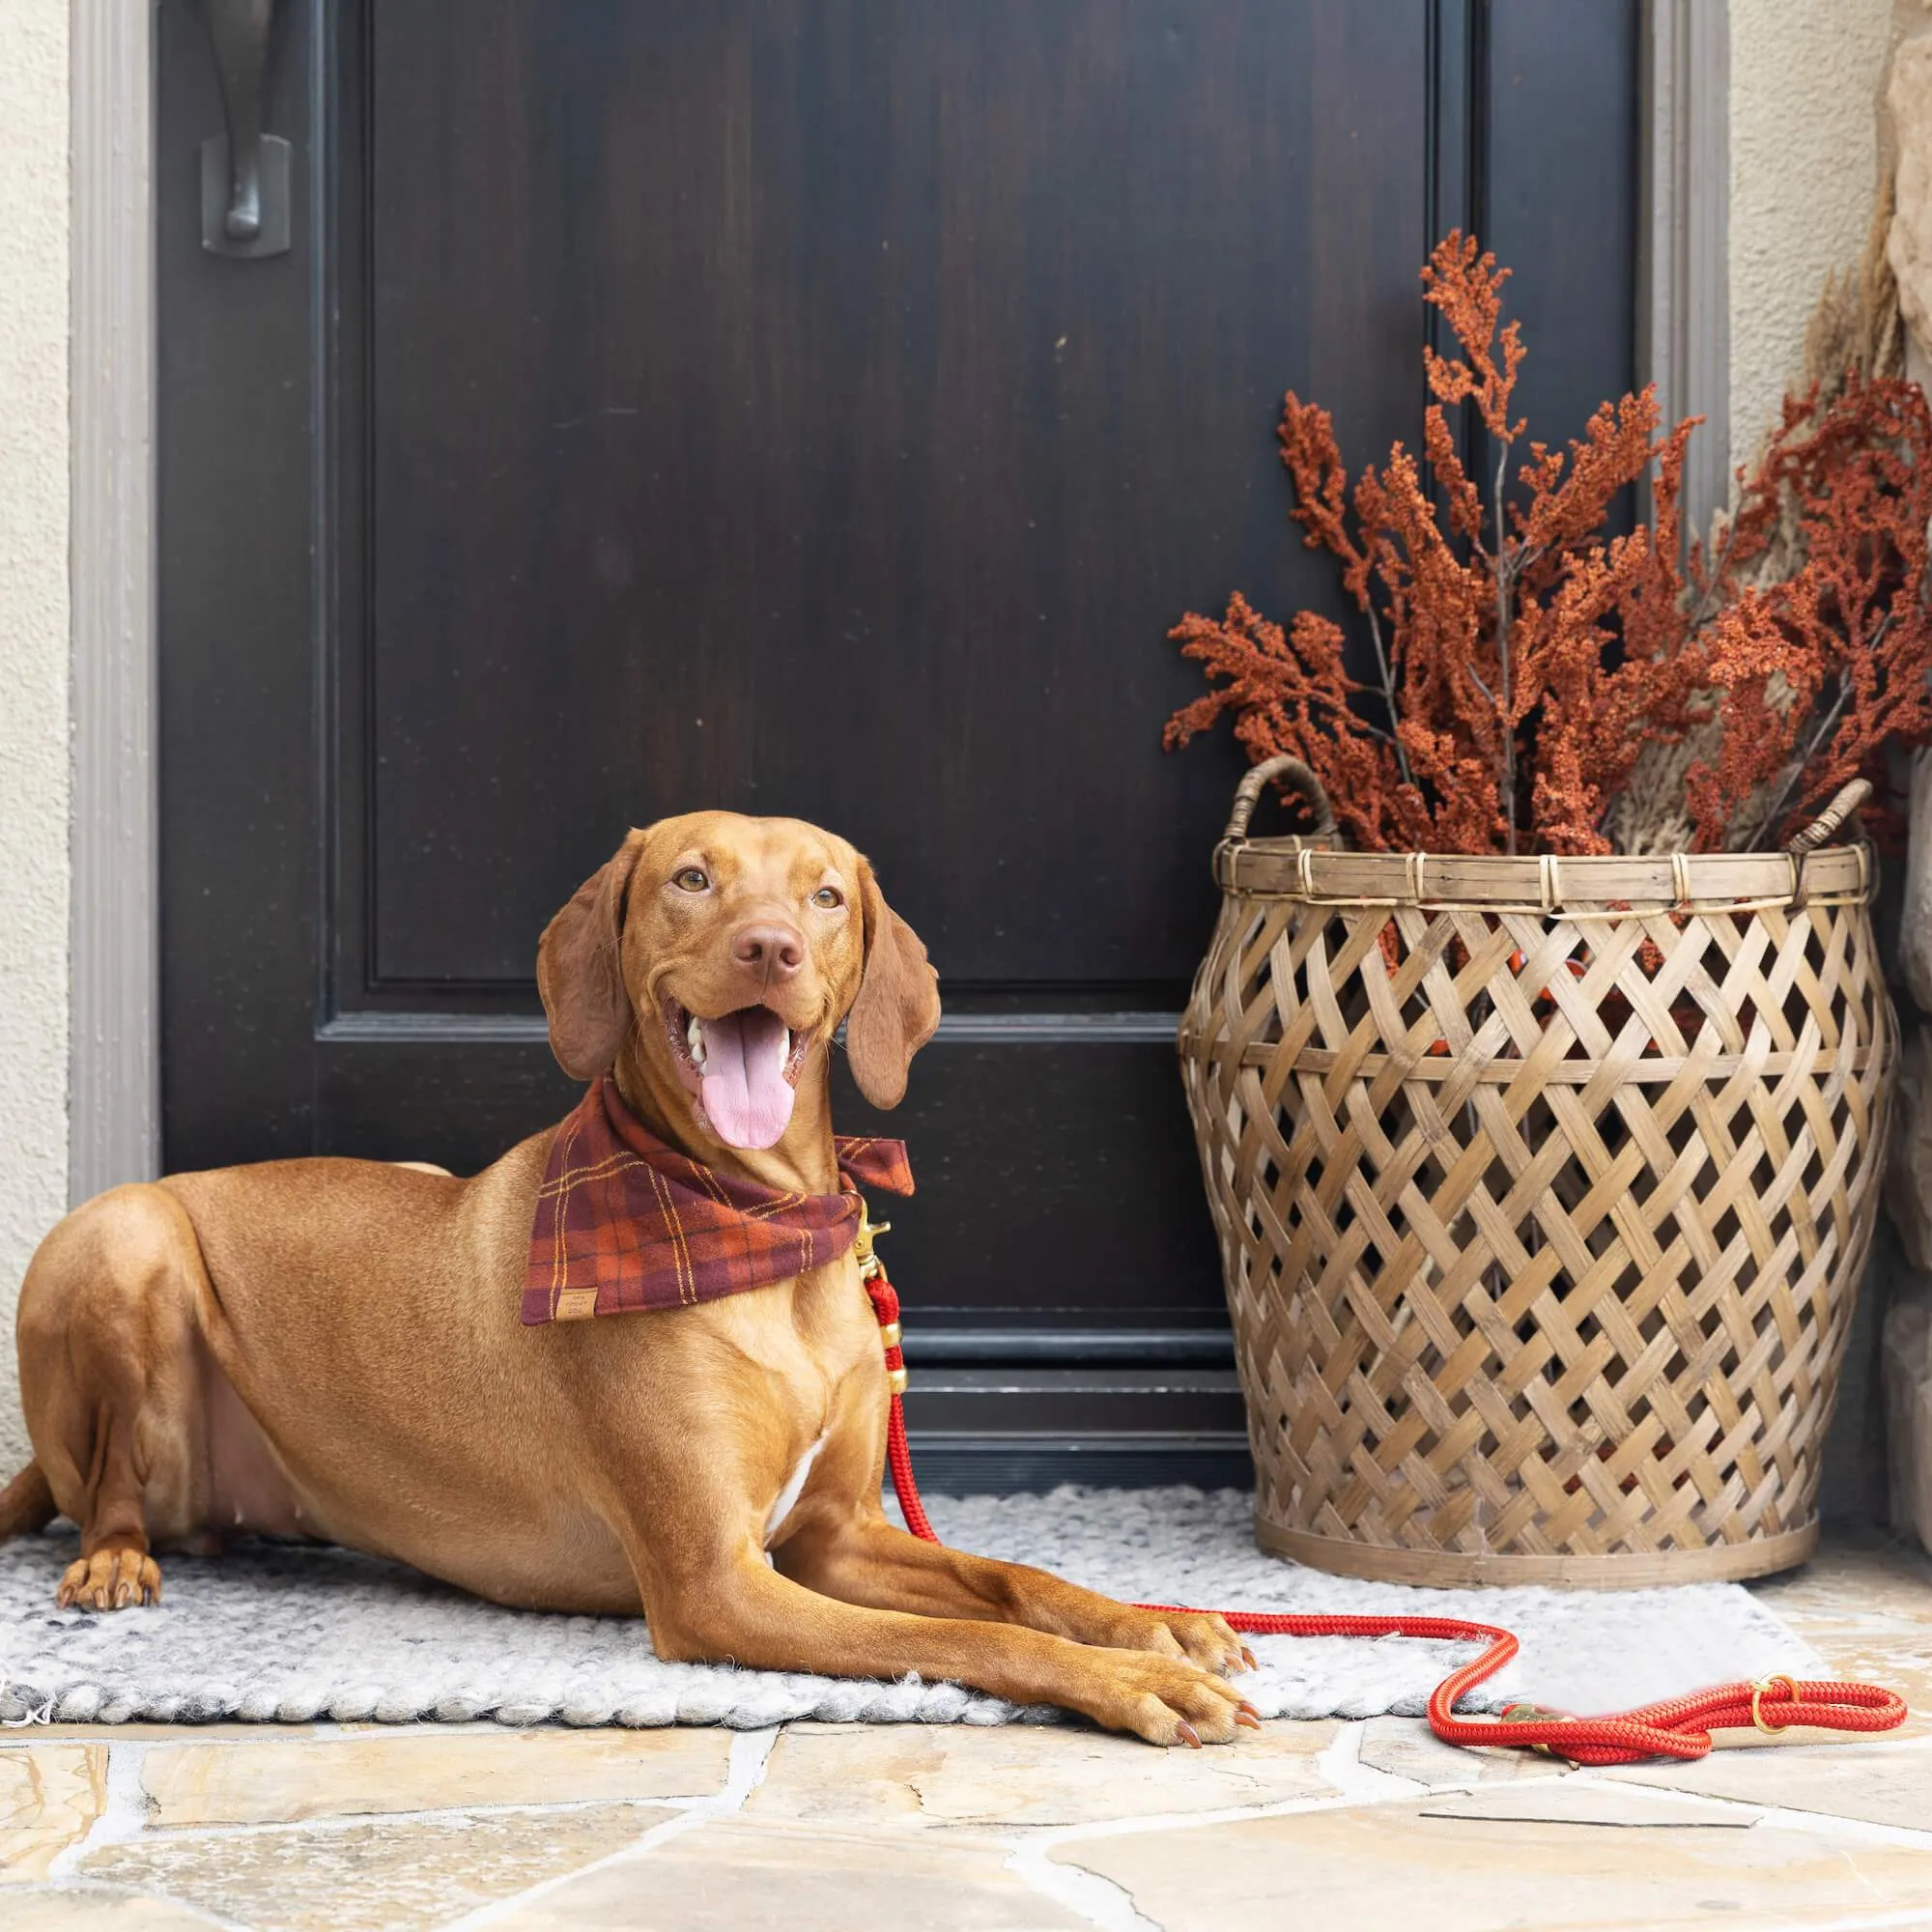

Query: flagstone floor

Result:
[3,1534,1932,1931]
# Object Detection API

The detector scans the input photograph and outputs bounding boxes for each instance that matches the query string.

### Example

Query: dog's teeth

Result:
[686,1015,706,1065]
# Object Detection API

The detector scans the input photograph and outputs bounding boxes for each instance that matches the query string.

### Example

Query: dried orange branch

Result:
[1167,231,1932,855]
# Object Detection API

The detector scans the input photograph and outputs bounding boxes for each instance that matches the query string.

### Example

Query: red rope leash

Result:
[861,1267,1907,1765]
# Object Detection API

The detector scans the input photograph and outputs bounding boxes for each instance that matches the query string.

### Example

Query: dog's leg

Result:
[776,1512,1256,1675]
[58,1412,164,1611]
[641,1541,1253,1746]
[18,1184,206,1610]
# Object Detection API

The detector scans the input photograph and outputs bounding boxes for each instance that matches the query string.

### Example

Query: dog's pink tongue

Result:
[698,1009,795,1150]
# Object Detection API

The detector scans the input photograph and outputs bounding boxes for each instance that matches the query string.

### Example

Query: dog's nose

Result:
[732,922,805,983]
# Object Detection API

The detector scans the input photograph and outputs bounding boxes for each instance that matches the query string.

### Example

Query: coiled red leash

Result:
[859,1236,1906,1766]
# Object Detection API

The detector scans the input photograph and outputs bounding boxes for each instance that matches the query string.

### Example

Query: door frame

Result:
[1641,0,1729,543]
[71,0,1723,1204]
[70,0,159,1206]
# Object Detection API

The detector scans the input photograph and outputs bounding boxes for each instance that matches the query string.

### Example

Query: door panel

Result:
[360,2,1424,992]
[160,0,1638,1487]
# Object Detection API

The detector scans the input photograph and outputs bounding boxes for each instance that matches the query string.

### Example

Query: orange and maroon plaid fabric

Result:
[522,1075,914,1324]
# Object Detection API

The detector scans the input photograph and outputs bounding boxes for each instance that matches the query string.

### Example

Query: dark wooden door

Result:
[158,1,1637,1488]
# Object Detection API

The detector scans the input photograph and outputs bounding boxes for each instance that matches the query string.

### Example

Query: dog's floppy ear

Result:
[537,831,644,1081]
[846,859,941,1109]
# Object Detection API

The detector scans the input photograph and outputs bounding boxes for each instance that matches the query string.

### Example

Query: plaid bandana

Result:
[522,1075,914,1324]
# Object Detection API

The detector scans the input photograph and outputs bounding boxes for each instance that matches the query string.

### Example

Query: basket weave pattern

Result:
[1179,768,1895,1586]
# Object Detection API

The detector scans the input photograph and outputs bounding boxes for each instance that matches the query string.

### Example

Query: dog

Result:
[1,812,1257,1745]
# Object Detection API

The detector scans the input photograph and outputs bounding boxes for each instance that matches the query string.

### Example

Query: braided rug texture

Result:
[0,1488,1826,1730]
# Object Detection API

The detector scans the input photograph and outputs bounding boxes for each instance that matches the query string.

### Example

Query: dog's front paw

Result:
[1074,1649,1262,1746]
[57,1547,161,1610]
[1108,1606,1255,1678]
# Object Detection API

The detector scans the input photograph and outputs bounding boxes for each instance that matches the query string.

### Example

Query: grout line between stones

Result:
[1011,1772,1450,1852]
[437,1724,780,1931]
[1313,1719,1432,1803]
[998,1722,1406,1932]
[1724,1799,1932,1852]
[1005,1833,1165,1932]
[43,1737,152,1881]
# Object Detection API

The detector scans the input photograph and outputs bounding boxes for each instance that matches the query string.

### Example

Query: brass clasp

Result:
[1749,1675,1798,1736]
[1498,1701,1581,1765]
[853,1206,891,1281]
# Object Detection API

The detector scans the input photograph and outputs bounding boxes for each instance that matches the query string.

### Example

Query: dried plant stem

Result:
[1742,614,1888,850]
[1365,601,1413,787]
[1747,689,1843,850]
[1686,515,1739,632]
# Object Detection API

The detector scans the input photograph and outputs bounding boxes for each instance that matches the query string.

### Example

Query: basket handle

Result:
[1783,778,1872,856]
[1223,755,1339,843]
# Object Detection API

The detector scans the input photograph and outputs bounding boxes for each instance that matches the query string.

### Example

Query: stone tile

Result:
[1355,1716,1571,1788]
[1756,1626,1932,1736]
[1751,1536,1932,1733]
[5,1885,222,1927]
[1054,1800,1932,1932]
[0,1747,107,1885]
[745,1718,1339,1830]
[1608,1734,1932,1832]
[1419,1782,1756,1827]
[141,1725,731,1826]
[83,1802,675,1931]
[1751,1531,1932,1625]
[503,1818,1088,1929]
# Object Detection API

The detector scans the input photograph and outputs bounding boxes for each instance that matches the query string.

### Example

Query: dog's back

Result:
[12,1133,639,1611]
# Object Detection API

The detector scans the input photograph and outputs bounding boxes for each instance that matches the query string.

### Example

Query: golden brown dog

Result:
[0,812,1257,1745]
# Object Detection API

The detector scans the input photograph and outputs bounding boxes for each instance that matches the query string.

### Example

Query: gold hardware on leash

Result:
[856,1202,907,1393]
[1499,1701,1581,1765]
[1750,1675,1798,1735]
[853,1208,891,1282]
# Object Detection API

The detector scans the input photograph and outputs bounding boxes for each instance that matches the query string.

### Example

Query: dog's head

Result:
[536,812,940,1151]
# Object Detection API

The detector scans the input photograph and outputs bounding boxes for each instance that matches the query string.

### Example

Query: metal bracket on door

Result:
[200,0,289,258]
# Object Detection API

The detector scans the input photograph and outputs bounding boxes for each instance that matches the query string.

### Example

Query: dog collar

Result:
[521,1076,913,1324]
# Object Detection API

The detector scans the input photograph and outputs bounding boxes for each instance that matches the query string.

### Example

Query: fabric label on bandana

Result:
[522,1076,913,1324]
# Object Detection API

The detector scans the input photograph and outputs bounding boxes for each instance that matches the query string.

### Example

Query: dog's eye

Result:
[811,886,843,909]
[672,867,710,894]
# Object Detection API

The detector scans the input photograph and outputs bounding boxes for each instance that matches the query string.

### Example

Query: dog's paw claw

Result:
[1119,1609,1250,1680]
[56,1548,161,1614]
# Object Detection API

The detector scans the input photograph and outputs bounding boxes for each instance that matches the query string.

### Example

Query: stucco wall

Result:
[1728,0,1895,458]
[0,3,71,1474]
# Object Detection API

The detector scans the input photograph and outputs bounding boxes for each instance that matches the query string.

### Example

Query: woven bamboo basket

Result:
[1179,754,1896,1587]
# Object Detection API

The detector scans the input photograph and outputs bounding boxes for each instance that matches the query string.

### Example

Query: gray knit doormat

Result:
[0,1488,1827,1729]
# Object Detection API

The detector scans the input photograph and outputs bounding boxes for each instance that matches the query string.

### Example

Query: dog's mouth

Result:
[662,996,813,1151]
